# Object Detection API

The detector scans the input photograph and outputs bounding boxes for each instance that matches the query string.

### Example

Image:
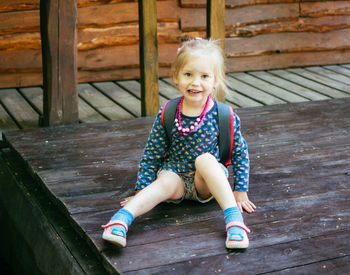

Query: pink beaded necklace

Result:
[175,96,211,134]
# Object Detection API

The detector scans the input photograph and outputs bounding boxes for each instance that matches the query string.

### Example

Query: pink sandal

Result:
[102,220,128,247]
[225,221,251,249]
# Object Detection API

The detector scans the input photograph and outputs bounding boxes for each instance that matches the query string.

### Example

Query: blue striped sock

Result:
[110,208,134,237]
[224,206,245,241]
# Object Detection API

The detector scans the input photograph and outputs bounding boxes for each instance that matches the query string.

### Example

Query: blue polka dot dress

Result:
[135,102,250,192]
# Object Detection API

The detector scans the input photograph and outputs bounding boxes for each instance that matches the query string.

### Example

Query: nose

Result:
[190,76,200,86]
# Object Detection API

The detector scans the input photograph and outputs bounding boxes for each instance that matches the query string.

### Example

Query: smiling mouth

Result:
[188,89,202,94]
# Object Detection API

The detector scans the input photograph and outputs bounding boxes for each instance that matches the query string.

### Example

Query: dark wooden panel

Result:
[40,0,79,125]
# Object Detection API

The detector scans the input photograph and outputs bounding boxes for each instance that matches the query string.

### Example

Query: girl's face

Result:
[174,55,217,106]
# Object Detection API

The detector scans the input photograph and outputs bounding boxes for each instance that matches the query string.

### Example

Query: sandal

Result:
[102,220,128,247]
[225,221,251,249]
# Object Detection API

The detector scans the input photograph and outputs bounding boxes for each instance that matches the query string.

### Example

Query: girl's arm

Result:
[134,107,168,191]
[231,114,256,213]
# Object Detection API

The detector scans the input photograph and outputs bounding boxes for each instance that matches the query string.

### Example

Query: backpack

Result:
[160,97,234,167]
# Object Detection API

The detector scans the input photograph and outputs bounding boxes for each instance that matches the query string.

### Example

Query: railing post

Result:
[207,0,226,102]
[139,0,160,116]
[40,0,79,126]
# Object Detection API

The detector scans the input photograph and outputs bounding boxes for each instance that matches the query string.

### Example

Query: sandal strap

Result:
[101,220,128,232]
[226,221,251,233]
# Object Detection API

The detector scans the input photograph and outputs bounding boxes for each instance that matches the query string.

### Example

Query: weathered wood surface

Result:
[1,64,350,137]
[207,0,226,102]
[1,0,350,88]
[138,0,160,116]
[40,0,79,125]
[2,97,350,273]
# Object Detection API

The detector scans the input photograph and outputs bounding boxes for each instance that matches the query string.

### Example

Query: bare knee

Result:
[155,172,183,199]
[195,153,217,170]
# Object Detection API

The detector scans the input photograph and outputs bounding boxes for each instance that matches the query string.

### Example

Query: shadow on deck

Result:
[1,97,350,274]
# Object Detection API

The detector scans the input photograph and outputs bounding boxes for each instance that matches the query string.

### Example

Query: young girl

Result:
[102,38,256,249]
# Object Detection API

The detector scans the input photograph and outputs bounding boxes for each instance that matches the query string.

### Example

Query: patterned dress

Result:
[135,102,250,193]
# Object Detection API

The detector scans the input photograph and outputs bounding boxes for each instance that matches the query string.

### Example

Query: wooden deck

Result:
[1,89,350,273]
[1,64,350,137]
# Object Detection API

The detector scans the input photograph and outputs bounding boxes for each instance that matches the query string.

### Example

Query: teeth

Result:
[189,90,200,93]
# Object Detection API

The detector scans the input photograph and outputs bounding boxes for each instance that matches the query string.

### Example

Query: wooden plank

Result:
[78,1,179,27]
[0,89,38,129]
[324,64,350,77]
[226,50,350,73]
[0,71,42,90]
[287,68,350,97]
[300,1,350,17]
[124,230,350,274]
[271,256,350,274]
[40,0,79,126]
[77,22,181,50]
[0,0,39,12]
[138,0,159,116]
[117,80,168,106]
[159,78,182,99]
[207,0,225,47]
[78,83,133,120]
[180,3,299,31]
[248,71,329,101]
[19,86,107,123]
[19,87,43,114]
[0,1,179,34]
[0,104,18,133]
[207,0,225,102]
[233,15,350,37]
[306,66,350,86]
[225,29,350,57]
[269,69,347,99]
[92,82,140,117]
[229,72,307,103]
[225,87,263,108]
[226,75,285,105]
[77,97,108,123]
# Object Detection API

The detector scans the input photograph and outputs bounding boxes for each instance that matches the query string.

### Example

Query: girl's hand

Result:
[120,190,141,207]
[233,191,256,213]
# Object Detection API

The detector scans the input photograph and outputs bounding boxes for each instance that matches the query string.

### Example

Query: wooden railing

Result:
[40,0,225,126]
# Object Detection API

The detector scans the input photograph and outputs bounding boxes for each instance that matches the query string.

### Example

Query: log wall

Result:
[1,0,350,88]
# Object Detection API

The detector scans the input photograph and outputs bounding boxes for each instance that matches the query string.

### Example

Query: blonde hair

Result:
[171,38,227,100]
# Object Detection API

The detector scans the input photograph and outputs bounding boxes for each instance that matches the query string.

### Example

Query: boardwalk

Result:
[1,64,350,274]
[1,64,350,135]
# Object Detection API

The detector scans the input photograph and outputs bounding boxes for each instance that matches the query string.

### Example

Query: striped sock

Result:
[224,206,245,241]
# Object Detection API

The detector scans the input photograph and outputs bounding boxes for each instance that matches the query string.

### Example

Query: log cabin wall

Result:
[1,0,350,88]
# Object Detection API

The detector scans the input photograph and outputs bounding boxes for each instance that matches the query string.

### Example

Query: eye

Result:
[185,72,192,77]
[202,74,210,79]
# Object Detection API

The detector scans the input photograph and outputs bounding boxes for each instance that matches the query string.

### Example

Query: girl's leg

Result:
[102,171,184,246]
[124,171,184,218]
[194,153,236,210]
[194,153,250,248]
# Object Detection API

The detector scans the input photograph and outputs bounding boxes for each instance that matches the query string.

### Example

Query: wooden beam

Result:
[40,0,79,126]
[138,0,160,116]
[207,0,226,102]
